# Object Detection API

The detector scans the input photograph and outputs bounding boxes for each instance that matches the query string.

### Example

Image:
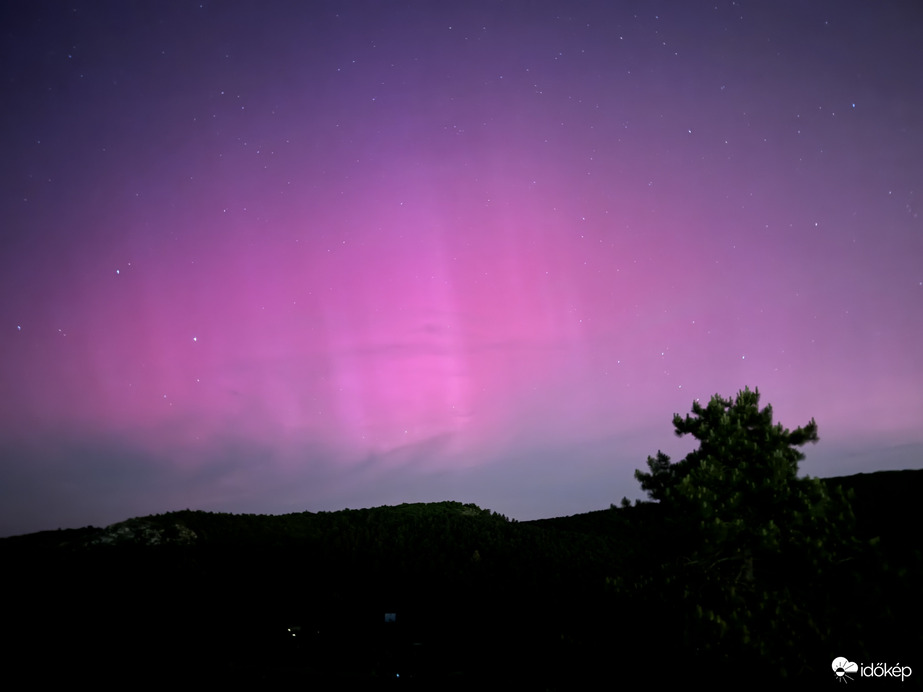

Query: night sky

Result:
[2,1,921,537]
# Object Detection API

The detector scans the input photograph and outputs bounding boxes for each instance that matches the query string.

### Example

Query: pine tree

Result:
[630,387,860,679]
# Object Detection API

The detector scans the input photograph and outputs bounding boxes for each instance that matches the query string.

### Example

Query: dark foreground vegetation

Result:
[2,391,921,688]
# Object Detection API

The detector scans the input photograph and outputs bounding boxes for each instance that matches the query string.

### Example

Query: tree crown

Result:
[635,386,818,504]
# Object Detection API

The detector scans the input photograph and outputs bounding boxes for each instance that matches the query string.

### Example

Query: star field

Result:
[1,1,921,535]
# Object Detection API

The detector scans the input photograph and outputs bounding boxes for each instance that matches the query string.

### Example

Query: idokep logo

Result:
[832,657,912,683]
[833,658,859,682]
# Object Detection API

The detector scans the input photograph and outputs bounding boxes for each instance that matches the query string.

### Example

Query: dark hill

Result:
[2,471,920,688]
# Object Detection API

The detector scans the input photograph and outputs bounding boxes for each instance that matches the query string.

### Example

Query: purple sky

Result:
[1,1,921,536]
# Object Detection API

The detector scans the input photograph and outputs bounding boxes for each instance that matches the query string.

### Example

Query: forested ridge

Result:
[3,470,921,688]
